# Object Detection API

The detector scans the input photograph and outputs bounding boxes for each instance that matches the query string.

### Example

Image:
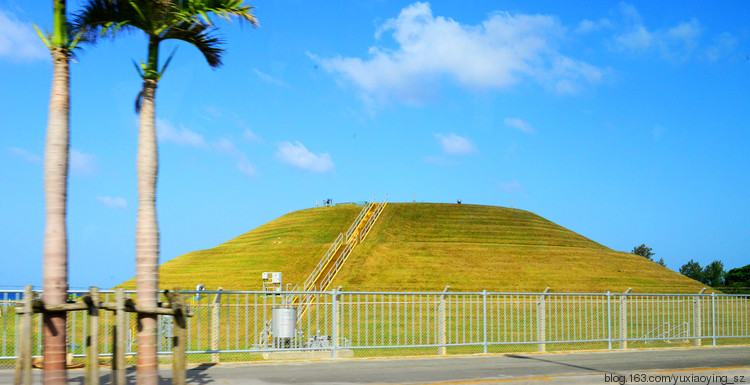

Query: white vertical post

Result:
[482,291,488,354]
[13,285,33,385]
[693,288,706,346]
[619,288,631,350]
[537,288,549,352]
[711,292,716,346]
[211,288,222,363]
[86,287,100,385]
[113,288,126,385]
[438,286,449,356]
[332,288,340,358]
[606,292,612,350]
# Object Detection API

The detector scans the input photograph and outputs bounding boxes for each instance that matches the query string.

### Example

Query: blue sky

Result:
[1,0,748,290]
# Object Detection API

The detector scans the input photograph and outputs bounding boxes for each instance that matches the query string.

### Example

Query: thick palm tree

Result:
[73,1,256,383]
[36,1,82,383]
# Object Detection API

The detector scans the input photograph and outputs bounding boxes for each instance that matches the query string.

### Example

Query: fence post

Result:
[169,288,186,385]
[537,288,549,352]
[332,288,340,358]
[619,288,631,350]
[211,288,222,363]
[85,287,100,385]
[606,291,612,350]
[438,286,449,356]
[711,292,716,346]
[113,288,126,385]
[693,288,706,347]
[482,290,488,354]
[13,285,33,385]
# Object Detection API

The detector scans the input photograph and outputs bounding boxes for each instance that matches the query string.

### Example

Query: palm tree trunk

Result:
[136,78,159,385]
[42,47,70,385]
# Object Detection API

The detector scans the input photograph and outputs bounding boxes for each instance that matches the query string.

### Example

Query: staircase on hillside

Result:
[285,195,388,319]
[258,196,388,347]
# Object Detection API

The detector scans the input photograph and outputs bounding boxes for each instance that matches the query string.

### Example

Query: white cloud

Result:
[276,141,334,173]
[313,2,603,104]
[421,155,454,167]
[70,150,97,177]
[242,129,262,144]
[613,4,701,59]
[499,180,524,194]
[504,118,534,133]
[154,119,257,177]
[8,147,42,164]
[9,147,100,176]
[253,69,290,88]
[97,196,127,209]
[615,24,653,51]
[668,19,700,46]
[435,133,476,155]
[156,119,207,147]
[706,33,736,62]
[576,18,613,34]
[213,138,256,177]
[0,9,47,61]
[235,159,256,177]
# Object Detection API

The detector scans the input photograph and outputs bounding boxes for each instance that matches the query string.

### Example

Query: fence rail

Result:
[1,289,748,366]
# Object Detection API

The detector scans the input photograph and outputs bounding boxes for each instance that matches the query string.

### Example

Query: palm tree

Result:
[73,2,256,383]
[36,1,82,383]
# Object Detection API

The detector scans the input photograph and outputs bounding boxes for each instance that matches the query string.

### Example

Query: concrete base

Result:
[261,349,354,360]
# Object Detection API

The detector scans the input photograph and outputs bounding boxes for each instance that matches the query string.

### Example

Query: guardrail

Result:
[1,289,748,367]
[302,233,344,292]
[345,196,374,243]
[359,196,387,243]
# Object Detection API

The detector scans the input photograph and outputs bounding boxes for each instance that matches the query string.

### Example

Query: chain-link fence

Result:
[1,289,748,368]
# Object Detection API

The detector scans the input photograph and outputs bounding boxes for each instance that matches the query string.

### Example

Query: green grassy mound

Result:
[121,203,706,293]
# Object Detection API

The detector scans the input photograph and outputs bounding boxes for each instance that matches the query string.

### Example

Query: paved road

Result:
[3,346,749,384]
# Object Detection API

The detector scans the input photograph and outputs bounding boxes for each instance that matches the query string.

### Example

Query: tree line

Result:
[631,244,750,293]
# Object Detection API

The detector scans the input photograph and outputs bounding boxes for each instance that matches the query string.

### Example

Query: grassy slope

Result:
[120,205,362,290]
[336,204,705,293]
[123,203,706,293]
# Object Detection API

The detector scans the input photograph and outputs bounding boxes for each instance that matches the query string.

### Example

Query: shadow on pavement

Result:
[185,363,217,385]
[506,354,604,373]
[63,365,215,385]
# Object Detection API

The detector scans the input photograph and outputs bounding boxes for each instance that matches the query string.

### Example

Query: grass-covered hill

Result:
[121,203,707,293]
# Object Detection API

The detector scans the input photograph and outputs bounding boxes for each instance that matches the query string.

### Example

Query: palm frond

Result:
[177,0,258,27]
[157,47,178,80]
[75,0,256,73]
[33,25,53,50]
[161,22,224,68]
[134,89,144,113]
[72,0,149,41]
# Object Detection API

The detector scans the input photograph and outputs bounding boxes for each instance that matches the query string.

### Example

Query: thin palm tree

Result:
[73,2,256,383]
[35,1,82,383]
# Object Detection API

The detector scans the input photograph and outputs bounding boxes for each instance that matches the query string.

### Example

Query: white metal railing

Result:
[297,196,386,316]
[345,196,374,242]
[359,195,388,243]
[303,233,344,292]
[282,284,300,305]
[318,240,356,291]
[295,241,358,319]
[0,290,748,365]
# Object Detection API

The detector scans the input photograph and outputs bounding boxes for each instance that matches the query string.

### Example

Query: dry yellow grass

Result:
[121,203,707,293]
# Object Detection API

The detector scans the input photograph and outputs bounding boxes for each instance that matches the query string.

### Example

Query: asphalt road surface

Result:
[3,346,749,384]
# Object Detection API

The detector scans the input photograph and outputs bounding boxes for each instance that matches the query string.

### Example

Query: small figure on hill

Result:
[457,199,462,204]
